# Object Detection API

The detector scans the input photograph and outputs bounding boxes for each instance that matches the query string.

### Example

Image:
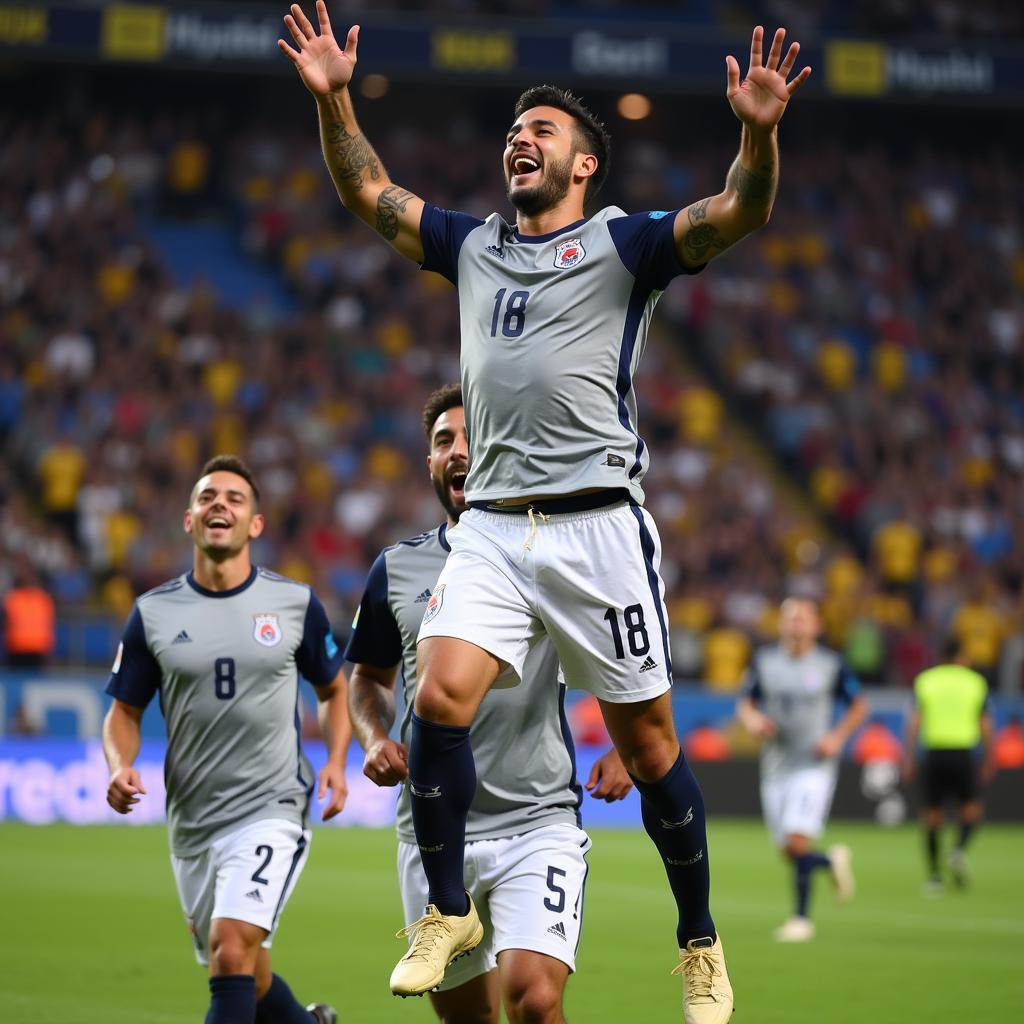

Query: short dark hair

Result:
[194,454,261,509]
[422,383,463,440]
[513,85,611,204]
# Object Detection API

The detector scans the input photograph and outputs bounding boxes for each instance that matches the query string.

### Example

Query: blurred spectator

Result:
[2,561,56,668]
[851,719,903,764]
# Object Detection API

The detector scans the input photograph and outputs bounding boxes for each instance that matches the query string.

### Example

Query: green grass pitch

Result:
[3,820,1022,1023]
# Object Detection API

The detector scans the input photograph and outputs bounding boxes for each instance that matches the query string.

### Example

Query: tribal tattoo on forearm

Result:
[683,198,731,262]
[727,161,776,210]
[349,680,395,737]
[326,122,382,190]
[375,185,415,240]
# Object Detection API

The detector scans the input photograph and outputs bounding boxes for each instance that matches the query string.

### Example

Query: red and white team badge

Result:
[553,238,586,269]
[253,613,283,647]
[422,584,446,625]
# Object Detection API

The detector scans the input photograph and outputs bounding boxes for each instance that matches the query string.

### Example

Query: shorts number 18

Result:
[603,605,650,659]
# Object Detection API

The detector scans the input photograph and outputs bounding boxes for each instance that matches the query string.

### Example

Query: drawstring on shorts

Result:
[523,506,551,552]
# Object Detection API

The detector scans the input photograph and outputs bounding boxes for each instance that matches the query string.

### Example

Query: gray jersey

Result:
[107,567,343,856]
[344,524,581,843]
[420,204,699,503]
[745,643,860,776]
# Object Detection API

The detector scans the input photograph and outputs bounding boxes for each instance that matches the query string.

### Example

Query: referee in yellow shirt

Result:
[903,638,996,893]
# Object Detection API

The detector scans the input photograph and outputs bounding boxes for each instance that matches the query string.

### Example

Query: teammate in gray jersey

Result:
[737,597,868,943]
[346,384,631,1024]
[103,455,350,1024]
[281,5,811,1018]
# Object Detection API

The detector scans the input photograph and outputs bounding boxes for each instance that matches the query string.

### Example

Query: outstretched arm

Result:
[674,26,811,268]
[279,2,425,261]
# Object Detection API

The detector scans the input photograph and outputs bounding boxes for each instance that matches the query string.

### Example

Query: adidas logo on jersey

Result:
[638,655,659,673]
[245,889,264,903]
[414,589,433,604]
[485,244,505,260]
[172,630,192,644]
[546,921,567,941]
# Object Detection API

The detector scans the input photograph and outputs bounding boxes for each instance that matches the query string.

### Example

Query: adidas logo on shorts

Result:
[546,921,567,941]
[245,889,264,902]
[638,655,659,673]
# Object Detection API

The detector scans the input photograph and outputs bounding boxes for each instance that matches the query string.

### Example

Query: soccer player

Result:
[346,383,632,1024]
[102,455,350,1024]
[281,4,811,1017]
[903,638,996,893]
[737,597,867,942]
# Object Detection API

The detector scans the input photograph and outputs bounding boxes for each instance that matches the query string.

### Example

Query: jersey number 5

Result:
[490,288,529,338]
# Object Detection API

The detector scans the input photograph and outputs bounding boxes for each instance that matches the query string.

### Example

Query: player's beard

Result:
[506,152,575,217]
[432,472,466,524]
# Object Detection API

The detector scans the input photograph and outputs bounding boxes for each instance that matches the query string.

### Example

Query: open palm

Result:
[726,26,811,130]
[278,1,358,96]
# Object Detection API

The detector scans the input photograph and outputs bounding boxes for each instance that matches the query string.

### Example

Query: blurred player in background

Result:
[903,638,996,894]
[346,383,632,1024]
[281,3,811,1017]
[102,455,350,1024]
[737,597,867,942]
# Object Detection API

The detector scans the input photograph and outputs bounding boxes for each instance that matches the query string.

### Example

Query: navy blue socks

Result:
[632,749,715,946]
[793,851,832,918]
[408,712,476,916]
[205,974,256,1024]
[255,974,314,1024]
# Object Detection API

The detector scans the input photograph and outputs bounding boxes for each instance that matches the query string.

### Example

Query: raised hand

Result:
[278,1,358,96]
[726,26,811,131]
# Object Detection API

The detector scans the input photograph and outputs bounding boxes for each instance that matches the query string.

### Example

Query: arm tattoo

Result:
[326,122,382,191]
[375,185,415,240]
[350,678,395,735]
[684,199,730,261]
[727,161,776,210]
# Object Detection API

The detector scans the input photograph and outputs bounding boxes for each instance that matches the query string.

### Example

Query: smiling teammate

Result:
[281,4,812,1018]
[103,455,350,1024]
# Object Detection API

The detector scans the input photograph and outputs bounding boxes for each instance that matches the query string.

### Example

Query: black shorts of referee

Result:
[921,748,977,807]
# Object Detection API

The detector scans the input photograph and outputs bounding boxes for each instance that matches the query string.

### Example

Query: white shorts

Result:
[760,765,838,847]
[170,818,311,965]
[417,501,673,702]
[397,823,592,989]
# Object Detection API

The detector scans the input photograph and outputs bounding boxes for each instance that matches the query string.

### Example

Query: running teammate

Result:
[737,597,867,942]
[103,455,350,1024]
[281,4,811,1017]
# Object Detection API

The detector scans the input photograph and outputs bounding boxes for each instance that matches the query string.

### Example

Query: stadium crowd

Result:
[1,82,1021,690]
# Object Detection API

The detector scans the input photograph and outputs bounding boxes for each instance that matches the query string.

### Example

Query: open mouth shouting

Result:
[448,468,467,502]
[509,151,542,187]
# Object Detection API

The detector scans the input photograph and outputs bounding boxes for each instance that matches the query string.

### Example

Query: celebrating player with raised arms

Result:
[103,455,351,1024]
[281,4,811,1019]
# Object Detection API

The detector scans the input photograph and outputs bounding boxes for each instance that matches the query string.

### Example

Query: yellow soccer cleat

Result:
[389,895,484,997]
[672,935,734,1024]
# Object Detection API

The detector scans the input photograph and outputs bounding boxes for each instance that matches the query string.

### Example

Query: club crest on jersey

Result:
[553,238,586,269]
[253,613,282,647]
[422,584,446,625]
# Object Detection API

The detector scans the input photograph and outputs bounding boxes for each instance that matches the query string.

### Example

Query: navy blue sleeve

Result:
[419,204,485,285]
[742,656,763,704]
[833,661,861,707]
[295,590,345,687]
[105,605,161,709]
[343,552,403,669]
[607,210,702,291]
